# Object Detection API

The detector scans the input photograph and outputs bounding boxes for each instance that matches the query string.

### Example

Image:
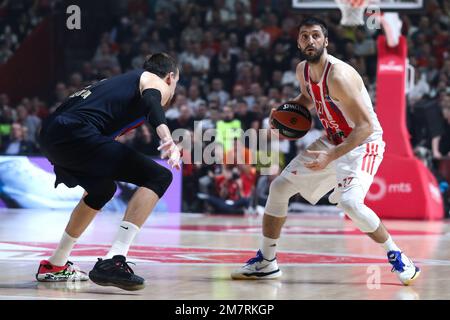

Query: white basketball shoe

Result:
[231,250,282,280]
[388,251,420,286]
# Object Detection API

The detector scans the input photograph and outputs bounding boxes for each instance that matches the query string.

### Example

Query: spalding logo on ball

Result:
[270,102,312,140]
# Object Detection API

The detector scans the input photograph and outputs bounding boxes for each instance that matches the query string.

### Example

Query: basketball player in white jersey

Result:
[232,17,420,285]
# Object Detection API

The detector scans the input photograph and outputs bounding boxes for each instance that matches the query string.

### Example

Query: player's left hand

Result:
[304,150,333,171]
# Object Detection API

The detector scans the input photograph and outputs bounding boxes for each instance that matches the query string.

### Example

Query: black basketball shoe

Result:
[88,255,145,291]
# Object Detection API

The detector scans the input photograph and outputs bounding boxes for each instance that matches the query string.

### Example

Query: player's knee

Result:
[338,186,365,214]
[338,197,361,215]
[269,176,292,200]
[265,176,292,218]
[84,182,117,211]
[338,196,380,233]
[142,166,173,198]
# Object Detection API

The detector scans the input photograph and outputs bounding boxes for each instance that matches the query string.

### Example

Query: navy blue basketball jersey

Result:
[54,69,150,138]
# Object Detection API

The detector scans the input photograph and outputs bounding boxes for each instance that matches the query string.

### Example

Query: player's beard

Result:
[300,44,325,64]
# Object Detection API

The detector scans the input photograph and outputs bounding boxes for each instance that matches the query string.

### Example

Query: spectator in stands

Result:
[16,104,41,144]
[49,82,68,112]
[263,13,282,44]
[183,42,210,77]
[408,71,431,106]
[2,123,37,155]
[197,141,224,194]
[268,42,290,75]
[234,99,260,131]
[131,41,151,70]
[195,103,219,131]
[168,104,195,132]
[68,72,84,92]
[180,16,204,45]
[187,84,206,111]
[209,39,238,91]
[148,30,167,54]
[208,78,230,107]
[245,82,264,108]
[239,163,257,204]
[245,18,270,49]
[92,42,120,71]
[205,0,232,25]
[246,37,267,68]
[201,165,249,214]
[216,105,242,153]
[354,27,376,57]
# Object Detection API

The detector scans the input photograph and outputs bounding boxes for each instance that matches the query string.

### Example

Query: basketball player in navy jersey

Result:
[36,53,181,291]
[232,18,420,285]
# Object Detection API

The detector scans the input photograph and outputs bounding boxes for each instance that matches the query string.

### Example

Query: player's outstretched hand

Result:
[158,139,181,170]
[158,139,174,158]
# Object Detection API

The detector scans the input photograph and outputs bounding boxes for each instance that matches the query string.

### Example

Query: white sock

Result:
[382,236,401,252]
[105,221,140,259]
[261,236,278,260]
[48,231,78,266]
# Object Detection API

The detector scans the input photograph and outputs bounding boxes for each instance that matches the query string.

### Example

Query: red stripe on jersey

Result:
[119,120,145,137]
[361,143,370,171]
[368,143,377,173]
[367,143,374,173]
[370,144,379,175]
[308,64,336,143]
[321,64,353,142]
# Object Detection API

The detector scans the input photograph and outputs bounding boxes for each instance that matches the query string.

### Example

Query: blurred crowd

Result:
[0,0,449,214]
[0,0,61,64]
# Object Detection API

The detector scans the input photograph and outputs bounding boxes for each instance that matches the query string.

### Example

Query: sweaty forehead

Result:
[299,26,323,34]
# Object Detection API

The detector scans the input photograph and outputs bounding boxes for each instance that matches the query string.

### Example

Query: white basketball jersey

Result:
[304,55,383,145]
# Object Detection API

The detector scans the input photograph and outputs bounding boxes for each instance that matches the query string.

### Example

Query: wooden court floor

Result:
[0,209,449,300]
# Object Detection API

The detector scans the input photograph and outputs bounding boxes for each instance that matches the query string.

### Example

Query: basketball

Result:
[270,102,312,140]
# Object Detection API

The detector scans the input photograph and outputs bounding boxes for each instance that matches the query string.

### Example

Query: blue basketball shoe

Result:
[388,251,420,286]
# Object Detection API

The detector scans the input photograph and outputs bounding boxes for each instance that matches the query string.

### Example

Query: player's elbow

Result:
[363,121,374,138]
[356,120,373,139]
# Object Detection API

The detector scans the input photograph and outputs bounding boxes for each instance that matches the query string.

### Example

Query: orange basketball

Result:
[270,102,312,140]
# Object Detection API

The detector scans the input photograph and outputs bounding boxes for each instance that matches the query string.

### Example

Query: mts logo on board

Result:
[388,183,412,193]
[367,177,412,201]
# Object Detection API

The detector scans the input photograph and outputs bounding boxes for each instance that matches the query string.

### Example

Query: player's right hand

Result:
[158,139,181,170]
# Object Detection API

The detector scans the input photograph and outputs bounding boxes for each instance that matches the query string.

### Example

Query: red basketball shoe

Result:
[36,260,89,282]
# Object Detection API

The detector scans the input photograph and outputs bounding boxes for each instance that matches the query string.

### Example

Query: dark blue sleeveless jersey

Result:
[54,69,148,138]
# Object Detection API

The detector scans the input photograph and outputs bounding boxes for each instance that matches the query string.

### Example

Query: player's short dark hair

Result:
[298,17,328,37]
[143,53,179,78]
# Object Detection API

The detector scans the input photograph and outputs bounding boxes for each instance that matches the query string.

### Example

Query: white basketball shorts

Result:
[280,136,385,205]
